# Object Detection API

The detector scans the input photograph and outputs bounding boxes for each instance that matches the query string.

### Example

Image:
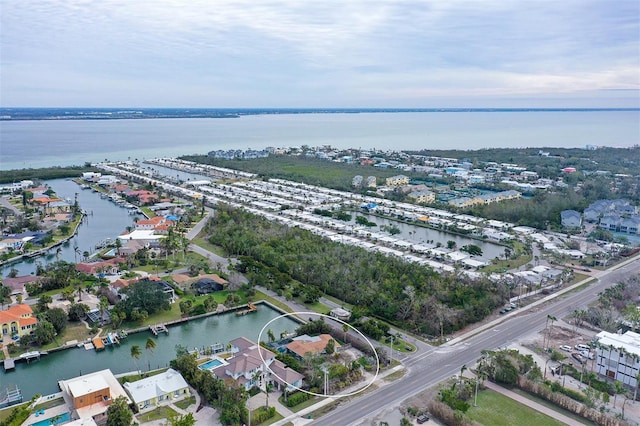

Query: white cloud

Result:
[1,0,638,106]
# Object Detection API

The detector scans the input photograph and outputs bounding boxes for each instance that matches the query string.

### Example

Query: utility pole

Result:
[474,377,479,407]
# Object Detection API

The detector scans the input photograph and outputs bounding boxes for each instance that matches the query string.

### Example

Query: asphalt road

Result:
[312,256,640,425]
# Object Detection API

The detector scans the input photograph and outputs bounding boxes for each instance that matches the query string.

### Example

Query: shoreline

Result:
[1,299,303,368]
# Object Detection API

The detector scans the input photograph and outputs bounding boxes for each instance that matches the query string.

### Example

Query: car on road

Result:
[559,345,572,352]
[417,414,430,424]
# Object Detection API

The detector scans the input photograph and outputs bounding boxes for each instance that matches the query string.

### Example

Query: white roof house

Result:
[123,368,190,411]
[595,331,640,388]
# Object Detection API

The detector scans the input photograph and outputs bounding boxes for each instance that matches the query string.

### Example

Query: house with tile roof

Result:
[210,337,304,392]
[286,334,340,359]
[1,275,45,297]
[0,304,37,339]
[75,258,126,276]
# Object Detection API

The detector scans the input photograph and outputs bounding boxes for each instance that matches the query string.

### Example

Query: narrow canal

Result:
[351,213,505,260]
[4,306,299,400]
[1,178,139,278]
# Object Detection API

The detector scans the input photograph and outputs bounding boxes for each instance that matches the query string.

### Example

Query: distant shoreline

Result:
[1,107,638,122]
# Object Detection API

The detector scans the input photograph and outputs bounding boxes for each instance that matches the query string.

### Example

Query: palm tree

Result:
[545,315,557,349]
[459,364,467,389]
[267,329,275,343]
[145,338,157,372]
[130,345,142,374]
[343,323,349,343]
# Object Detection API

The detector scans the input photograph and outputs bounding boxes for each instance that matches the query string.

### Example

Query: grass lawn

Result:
[192,234,227,257]
[41,322,94,350]
[174,396,196,410]
[256,412,284,425]
[278,395,321,413]
[136,405,179,422]
[466,390,566,426]
[254,291,294,314]
[481,253,533,273]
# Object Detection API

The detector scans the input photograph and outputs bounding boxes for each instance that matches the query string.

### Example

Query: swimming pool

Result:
[30,411,70,426]
[198,358,224,370]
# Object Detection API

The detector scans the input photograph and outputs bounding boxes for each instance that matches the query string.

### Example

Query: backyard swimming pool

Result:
[30,411,70,426]
[198,358,224,370]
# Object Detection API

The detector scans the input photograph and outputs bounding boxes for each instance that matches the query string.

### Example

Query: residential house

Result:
[365,176,377,188]
[75,258,126,276]
[123,368,190,412]
[0,304,37,339]
[407,190,435,204]
[286,334,340,359]
[595,331,640,389]
[385,175,409,187]
[192,275,228,294]
[211,337,304,392]
[352,175,363,188]
[1,275,45,297]
[560,210,582,228]
[58,369,131,423]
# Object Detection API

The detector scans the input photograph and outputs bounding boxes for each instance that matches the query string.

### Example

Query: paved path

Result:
[483,381,586,426]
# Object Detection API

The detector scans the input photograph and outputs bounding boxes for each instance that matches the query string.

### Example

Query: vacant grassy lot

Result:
[465,390,566,426]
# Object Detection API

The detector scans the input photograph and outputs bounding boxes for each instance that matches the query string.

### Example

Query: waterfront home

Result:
[192,276,227,294]
[0,304,37,340]
[109,277,176,302]
[407,190,435,204]
[123,368,190,412]
[134,216,174,231]
[213,337,303,392]
[286,334,340,359]
[58,369,131,423]
[75,257,126,276]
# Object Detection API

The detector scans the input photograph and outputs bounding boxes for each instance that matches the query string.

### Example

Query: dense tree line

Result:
[465,189,588,229]
[0,165,98,183]
[205,205,510,337]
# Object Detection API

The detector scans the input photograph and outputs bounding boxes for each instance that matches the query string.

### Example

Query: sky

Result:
[1,0,639,108]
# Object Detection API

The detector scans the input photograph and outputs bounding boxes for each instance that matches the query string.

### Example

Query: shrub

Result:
[252,406,276,424]
[285,391,310,407]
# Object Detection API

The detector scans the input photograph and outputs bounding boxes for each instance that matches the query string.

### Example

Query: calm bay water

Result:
[4,306,300,400]
[1,111,638,170]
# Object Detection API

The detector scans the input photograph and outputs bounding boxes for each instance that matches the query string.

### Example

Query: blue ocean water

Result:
[1,110,638,170]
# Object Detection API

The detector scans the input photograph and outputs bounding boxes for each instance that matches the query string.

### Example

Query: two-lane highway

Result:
[312,256,640,425]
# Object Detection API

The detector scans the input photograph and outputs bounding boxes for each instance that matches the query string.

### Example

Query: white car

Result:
[559,345,572,352]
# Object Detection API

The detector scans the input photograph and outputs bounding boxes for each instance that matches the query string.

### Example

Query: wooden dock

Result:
[150,324,169,336]
[93,337,105,351]
[236,302,258,316]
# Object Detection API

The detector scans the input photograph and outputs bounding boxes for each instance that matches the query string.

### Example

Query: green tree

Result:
[36,294,52,312]
[106,395,133,426]
[447,240,457,250]
[130,345,142,374]
[45,307,68,334]
[169,412,196,426]
[145,338,157,372]
[119,279,171,319]
[267,329,275,343]
[32,320,56,345]
[325,338,336,355]
[68,303,90,322]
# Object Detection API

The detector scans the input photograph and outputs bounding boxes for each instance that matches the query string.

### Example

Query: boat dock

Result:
[92,337,105,351]
[236,302,258,316]
[150,324,169,336]
[0,384,22,408]
[3,358,15,371]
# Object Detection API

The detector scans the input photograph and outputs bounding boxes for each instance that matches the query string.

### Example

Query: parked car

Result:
[575,344,590,352]
[572,353,586,364]
[559,345,572,352]
[417,414,430,424]
[580,350,594,360]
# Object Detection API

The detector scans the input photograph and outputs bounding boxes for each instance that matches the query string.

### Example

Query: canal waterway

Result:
[1,178,139,278]
[352,213,504,260]
[3,305,299,400]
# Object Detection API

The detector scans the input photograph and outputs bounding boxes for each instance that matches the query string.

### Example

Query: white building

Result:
[595,330,640,388]
[123,368,190,412]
